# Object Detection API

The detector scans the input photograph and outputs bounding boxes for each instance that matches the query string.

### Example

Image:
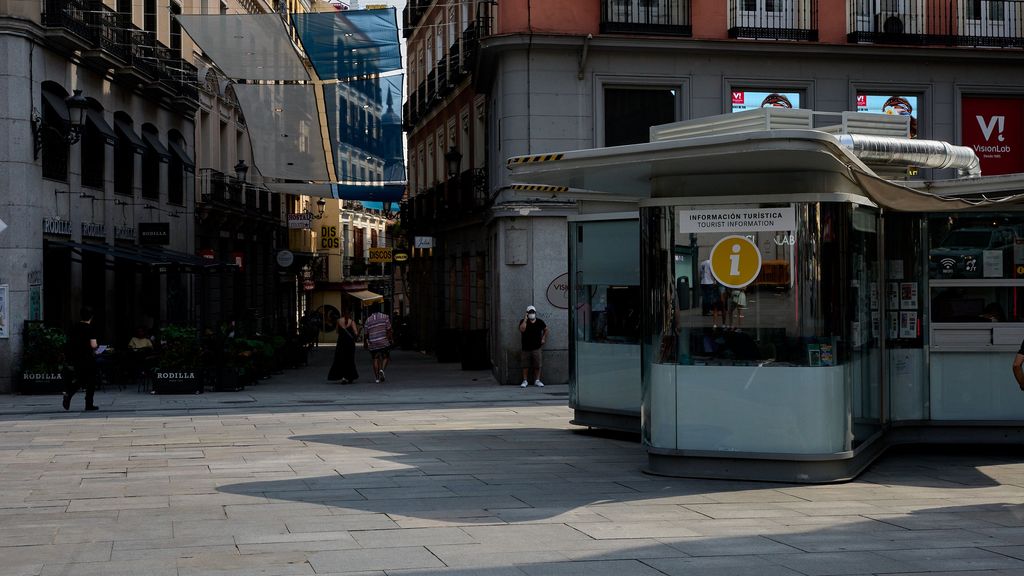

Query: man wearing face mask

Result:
[519,305,548,387]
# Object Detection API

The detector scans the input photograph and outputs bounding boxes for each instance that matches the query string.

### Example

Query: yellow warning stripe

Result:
[510,184,569,193]
[507,153,565,166]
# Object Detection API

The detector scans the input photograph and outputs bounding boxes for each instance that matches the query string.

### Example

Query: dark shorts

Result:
[369,346,391,360]
[521,349,542,369]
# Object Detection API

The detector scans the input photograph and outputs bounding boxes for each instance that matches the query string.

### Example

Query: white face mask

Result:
[527,313,536,320]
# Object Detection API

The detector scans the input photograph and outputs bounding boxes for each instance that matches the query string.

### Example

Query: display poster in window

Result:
[983,249,1003,278]
[888,259,904,280]
[851,321,862,349]
[857,94,919,137]
[888,282,900,310]
[731,90,801,113]
[888,313,899,339]
[871,311,880,339]
[870,282,879,311]
[807,344,821,367]
[819,343,834,367]
[900,282,918,310]
[960,96,1024,176]
[899,311,918,339]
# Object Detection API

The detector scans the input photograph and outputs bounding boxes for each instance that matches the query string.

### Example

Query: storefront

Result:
[510,109,1024,483]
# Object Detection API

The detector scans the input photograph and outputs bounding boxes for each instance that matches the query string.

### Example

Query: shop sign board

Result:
[288,212,313,229]
[414,236,434,249]
[139,222,170,245]
[368,247,393,263]
[114,225,135,241]
[43,218,72,236]
[546,273,569,309]
[678,207,795,234]
[276,250,294,268]
[81,222,105,239]
[961,96,1024,175]
[393,252,409,262]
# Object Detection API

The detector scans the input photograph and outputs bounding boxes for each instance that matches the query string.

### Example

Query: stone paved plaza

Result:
[1,349,1024,575]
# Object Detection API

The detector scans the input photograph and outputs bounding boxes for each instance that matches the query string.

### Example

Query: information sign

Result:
[709,235,762,289]
[368,247,393,263]
[679,207,795,234]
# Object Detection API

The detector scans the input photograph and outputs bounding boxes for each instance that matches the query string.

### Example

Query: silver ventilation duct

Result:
[836,134,981,178]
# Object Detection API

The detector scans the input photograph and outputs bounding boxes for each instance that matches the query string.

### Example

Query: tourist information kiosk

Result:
[510,110,1024,482]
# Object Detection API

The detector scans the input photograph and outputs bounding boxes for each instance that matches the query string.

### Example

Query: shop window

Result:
[856,93,920,138]
[603,86,677,147]
[731,88,801,112]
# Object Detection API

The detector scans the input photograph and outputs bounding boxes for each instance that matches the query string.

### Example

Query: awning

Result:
[85,108,116,144]
[347,290,383,306]
[142,130,171,160]
[175,14,309,81]
[48,240,236,270]
[168,139,195,171]
[176,9,408,199]
[114,118,146,151]
[42,90,69,122]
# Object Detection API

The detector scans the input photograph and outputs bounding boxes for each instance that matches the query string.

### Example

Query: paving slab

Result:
[0,348,1022,575]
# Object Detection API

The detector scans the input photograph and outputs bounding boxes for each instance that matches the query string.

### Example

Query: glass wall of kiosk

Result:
[568,215,641,432]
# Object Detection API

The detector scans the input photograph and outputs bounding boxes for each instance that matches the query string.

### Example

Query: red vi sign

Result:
[962,96,1024,176]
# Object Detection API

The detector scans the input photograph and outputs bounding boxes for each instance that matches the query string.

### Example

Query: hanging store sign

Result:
[81,222,105,239]
[139,222,170,245]
[393,252,409,262]
[276,250,295,268]
[288,212,313,229]
[678,207,795,234]
[42,218,72,236]
[114,226,136,241]
[368,246,393,263]
[414,236,434,249]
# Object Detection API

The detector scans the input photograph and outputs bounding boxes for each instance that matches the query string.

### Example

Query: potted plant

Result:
[152,325,203,394]
[18,322,68,395]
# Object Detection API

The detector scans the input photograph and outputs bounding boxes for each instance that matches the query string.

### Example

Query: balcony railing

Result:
[41,0,94,43]
[848,0,1024,47]
[729,0,819,41]
[601,0,692,36]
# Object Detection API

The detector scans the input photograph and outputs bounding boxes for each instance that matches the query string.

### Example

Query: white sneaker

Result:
[535,380,544,387]
[520,380,528,388]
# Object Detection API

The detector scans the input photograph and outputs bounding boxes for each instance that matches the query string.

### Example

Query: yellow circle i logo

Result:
[710,235,762,289]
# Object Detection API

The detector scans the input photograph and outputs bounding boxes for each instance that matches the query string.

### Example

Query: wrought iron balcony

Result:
[601,0,692,36]
[848,0,1024,47]
[729,0,819,41]
[41,0,96,50]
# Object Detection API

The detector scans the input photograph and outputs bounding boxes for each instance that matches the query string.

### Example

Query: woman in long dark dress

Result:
[327,308,359,383]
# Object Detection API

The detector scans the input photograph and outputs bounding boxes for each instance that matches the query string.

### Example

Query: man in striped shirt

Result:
[364,305,393,383]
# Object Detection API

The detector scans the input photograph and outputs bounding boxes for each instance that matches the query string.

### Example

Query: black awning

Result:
[48,240,235,271]
[114,118,146,151]
[167,138,196,171]
[86,108,117,145]
[142,130,171,160]
[42,90,70,123]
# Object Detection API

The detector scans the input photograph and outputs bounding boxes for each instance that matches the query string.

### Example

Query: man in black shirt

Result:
[519,305,548,387]
[1012,339,1024,392]
[64,306,99,411]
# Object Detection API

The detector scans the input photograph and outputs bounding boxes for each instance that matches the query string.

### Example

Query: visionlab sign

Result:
[962,96,1024,176]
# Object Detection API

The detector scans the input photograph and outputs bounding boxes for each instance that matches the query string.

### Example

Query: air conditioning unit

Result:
[876,12,905,34]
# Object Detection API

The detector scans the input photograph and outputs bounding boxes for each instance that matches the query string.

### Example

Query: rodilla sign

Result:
[962,96,1024,176]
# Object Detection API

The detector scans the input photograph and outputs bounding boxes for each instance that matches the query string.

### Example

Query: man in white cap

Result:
[519,305,548,387]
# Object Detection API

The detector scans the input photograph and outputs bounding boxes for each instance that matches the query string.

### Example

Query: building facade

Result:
[0,0,205,392]
[402,0,1024,384]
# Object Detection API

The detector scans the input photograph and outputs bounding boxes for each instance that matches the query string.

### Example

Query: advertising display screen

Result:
[961,96,1024,176]
[857,94,919,137]
[731,90,801,112]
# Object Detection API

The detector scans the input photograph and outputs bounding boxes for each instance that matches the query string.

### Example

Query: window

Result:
[170,2,182,58]
[141,124,161,199]
[603,87,677,147]
[168,132,186,205]
[80,107,107,189]
[144,0,157,36]
[114,113,137,196]
[40,85,70,182]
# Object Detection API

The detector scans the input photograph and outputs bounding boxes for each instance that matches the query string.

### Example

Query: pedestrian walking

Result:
[327,306,359,383]
[63,305,100,411]
[363,304,393,383]
[699,258,717,317]
[519,305,548,387]
[1012,338,1024,391]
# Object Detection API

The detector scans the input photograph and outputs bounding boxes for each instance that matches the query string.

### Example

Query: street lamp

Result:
[233,159,249,182]
[444,147,462,179]
[316,198,327,218]
[32,88,90,160]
